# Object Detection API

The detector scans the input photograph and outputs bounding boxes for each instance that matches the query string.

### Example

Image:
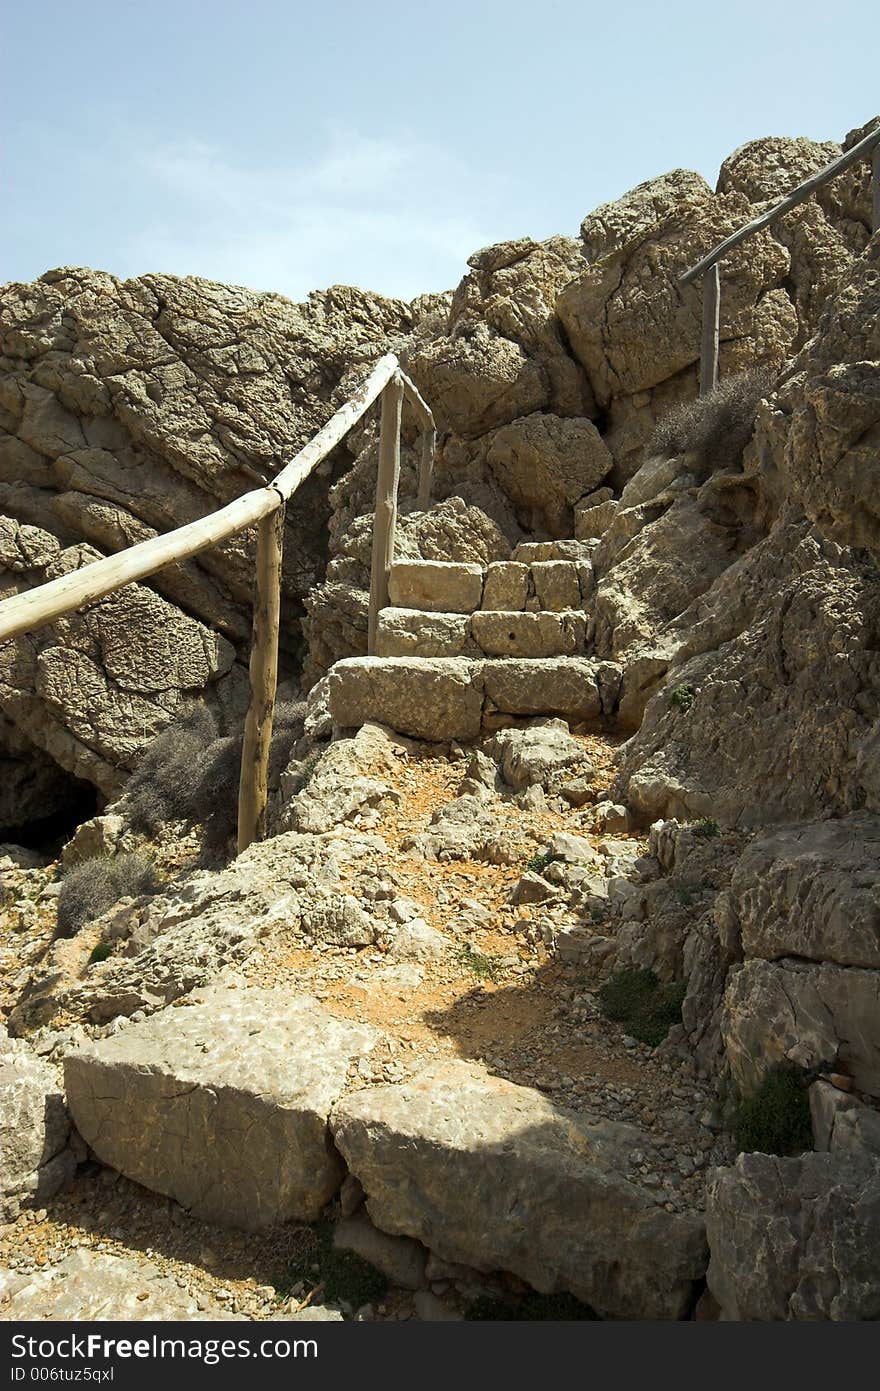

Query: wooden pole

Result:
[367,374,404,654]
[237,504,285,853]
[398,369,434,431]
[700,263,720,397]
[273,353,398,498]
[417,427,436,509]
[873,139,880,234]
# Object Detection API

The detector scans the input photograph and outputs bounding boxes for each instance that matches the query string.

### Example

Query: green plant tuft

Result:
[88,941,113,964]
[692,817,721,839]
[732,1066,813,1156]
[598,968,686,1047]
[525,850,563,875]
[465,1291,597,1320]
[275,1221,387,1312]
[669,683,696,712]
[454,944,504,981]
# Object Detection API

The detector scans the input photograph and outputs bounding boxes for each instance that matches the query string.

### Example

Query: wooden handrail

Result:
[681,122,880,285]
[681,118,880,396]
[0,486,283,646]
[0,353,401,646]
[0,350,437,852]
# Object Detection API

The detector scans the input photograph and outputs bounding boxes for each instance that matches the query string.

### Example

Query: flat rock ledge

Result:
[330,1059,708,1320]
[64,985,380,1232]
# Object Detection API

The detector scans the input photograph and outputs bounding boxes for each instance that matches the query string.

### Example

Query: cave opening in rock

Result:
[0,776,100,855]
[0,720,102,855]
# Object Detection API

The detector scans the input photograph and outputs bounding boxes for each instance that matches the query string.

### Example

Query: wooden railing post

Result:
[237,500,284,853]
[417,426,436,509]
[700,263,720,397]
[367,374,404,654]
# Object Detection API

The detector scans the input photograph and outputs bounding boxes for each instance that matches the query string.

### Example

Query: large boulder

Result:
[725,815,880,969]
[558,174,795,407]
[405,236,592,439]
[489,719,590,791]
[706,1151,880,1320]
[64,984,380,1230]
[331,1061,707,1320]
[485,412,612,536]
[0,532,243,795]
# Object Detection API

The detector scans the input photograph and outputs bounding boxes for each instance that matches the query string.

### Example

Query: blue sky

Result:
[2,0,878,302]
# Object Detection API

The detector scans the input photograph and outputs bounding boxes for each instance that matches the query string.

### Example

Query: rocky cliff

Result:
[2,118,880,1323]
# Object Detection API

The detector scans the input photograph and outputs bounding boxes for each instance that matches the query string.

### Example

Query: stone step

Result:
[511,539,597,563]
[328,656,622,742]
[375,607,593,659]
[388,554,594,616]
[388,561,484,614]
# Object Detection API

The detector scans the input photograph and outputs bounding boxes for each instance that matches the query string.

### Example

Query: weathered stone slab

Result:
[331,1061,707,1320]
[329,657,483,742]
[512,541,593,563]
[64,985,379,1231]
[0,1250,236,1321]
[575,498,618,540]
[374,608,476,658]
[388,561,484,613]
[728,816,880,969]
[481,561,529,612]
[810,1079,880,1158]
[530,560,582,610]
[0,1030,75,1221]
[706,1151,880,1321]
[472,610,587,657]
[481,658,603,722]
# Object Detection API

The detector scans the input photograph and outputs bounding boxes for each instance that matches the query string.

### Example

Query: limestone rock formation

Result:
[0,1028,76,1221]
[0,269,413,800]
[617,238,880,826]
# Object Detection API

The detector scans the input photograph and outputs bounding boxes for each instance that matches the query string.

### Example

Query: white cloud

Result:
[119,126,507,301]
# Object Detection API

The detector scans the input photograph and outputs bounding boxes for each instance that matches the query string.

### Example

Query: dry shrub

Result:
[56,851,160,938]
[649,368,775,471]
[125,700,307,853]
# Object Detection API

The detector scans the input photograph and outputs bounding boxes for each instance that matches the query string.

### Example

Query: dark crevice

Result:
[0,777,100,855]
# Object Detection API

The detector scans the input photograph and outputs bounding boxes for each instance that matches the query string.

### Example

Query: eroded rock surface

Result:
[331,1060,707,1320]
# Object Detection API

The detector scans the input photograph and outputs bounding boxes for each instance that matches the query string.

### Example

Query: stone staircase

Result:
[328,540,622,742]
